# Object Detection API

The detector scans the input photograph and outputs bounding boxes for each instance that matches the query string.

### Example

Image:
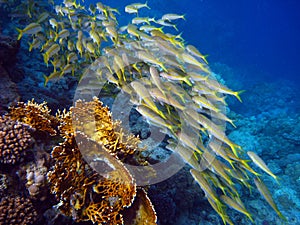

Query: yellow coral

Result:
[8,99,59,136]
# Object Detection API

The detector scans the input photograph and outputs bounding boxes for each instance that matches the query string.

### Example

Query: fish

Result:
[192,95,221,113]
[55,29,70,41]
[43,44,60,65]
[76,39,84,57]
[186,44,209,64]
[201,108,236,128]
[28,38,41,52]
[201,149,234,185]
[139,25,164,33]
[126,1,150,10]
[149,88,185,111]
[132,17,155,25]
[247,151,278,181]
[127,24,141,38]
[106,26,118,43]
[124,5,138,14]
[16,23,43,40]
[204,77,245,102]
[176,131,203,155]
[155,19,178,31]
[160,70,191,86]
[254,178,287,220]
[130,80,166,119]
[181,52,210,74]
[166,143,201,171]
[149,66,166,95]
[37,12,49,23]
[89,30,101,47]
[43,70,63,86]
[208,140,236,168]
[191,113,242,157]
[207,197,233,225]
[190,169,222,208]
[136,104,172,131]
[220,195,253,222]
[161,13,185,21]
[137,51,168,71]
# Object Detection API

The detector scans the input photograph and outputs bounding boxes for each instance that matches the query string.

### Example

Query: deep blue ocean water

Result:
[91,0,300,87]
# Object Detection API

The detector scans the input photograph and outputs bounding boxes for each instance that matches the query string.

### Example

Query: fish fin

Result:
[173,24,178,31]
[228,119,236,128]
[145,1,150,9]
[277,210,287,221]
[16,28,23,40]
[234,90,246,103]
[28,42,32,52]
[43,74,49,87]
[184,77,192,86]
[43,53,48,66]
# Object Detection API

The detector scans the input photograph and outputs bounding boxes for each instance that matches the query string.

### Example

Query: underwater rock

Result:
[0,65,20,113]
[0,34,20,67]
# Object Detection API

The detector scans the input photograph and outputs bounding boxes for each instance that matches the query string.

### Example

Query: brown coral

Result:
[0,195,38,225]
[70,97,142,159]
[8,99,60,136]
[0,115,33,165]
[123,188,157,225]
[47,97,158,224]
[47,134,137,224]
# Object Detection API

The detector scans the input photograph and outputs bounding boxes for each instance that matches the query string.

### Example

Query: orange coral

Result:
[48,97,156,224]
[8,99,60,136]
[6,98,156,224]
[71,97,141,159]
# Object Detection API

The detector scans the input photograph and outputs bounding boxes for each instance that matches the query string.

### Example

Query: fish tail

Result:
[203,54,209,64]
[145,1,150,9]
[173,24,178,31]
[160,63,168,72]
[228,119,236,128]
[28,42,33,52]
[184,77,192,86]
[43,74,49,87]
[16,28,23,40]
[277,210,287,221]
[230,143,241,156]
[234,90,245,102]
[43,53,48,65]
[246,212,254,223]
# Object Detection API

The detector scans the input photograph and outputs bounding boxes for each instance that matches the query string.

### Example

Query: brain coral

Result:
[0,115,33,165]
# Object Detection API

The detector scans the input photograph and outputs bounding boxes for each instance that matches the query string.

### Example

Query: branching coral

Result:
[0,115,33,165]
[8,99,60,136]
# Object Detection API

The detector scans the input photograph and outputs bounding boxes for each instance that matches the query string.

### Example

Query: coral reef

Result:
[49,97,155,224]
[0,0,297,224]
[0,195,38,225]
[0,115,34,165]
[8,100,60,136]
[4,98,156,224]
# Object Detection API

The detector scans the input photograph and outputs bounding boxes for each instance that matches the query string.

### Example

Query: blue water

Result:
[94,0,300,86]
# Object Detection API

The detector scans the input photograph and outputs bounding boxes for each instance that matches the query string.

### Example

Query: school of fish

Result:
[7,0,286,223]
